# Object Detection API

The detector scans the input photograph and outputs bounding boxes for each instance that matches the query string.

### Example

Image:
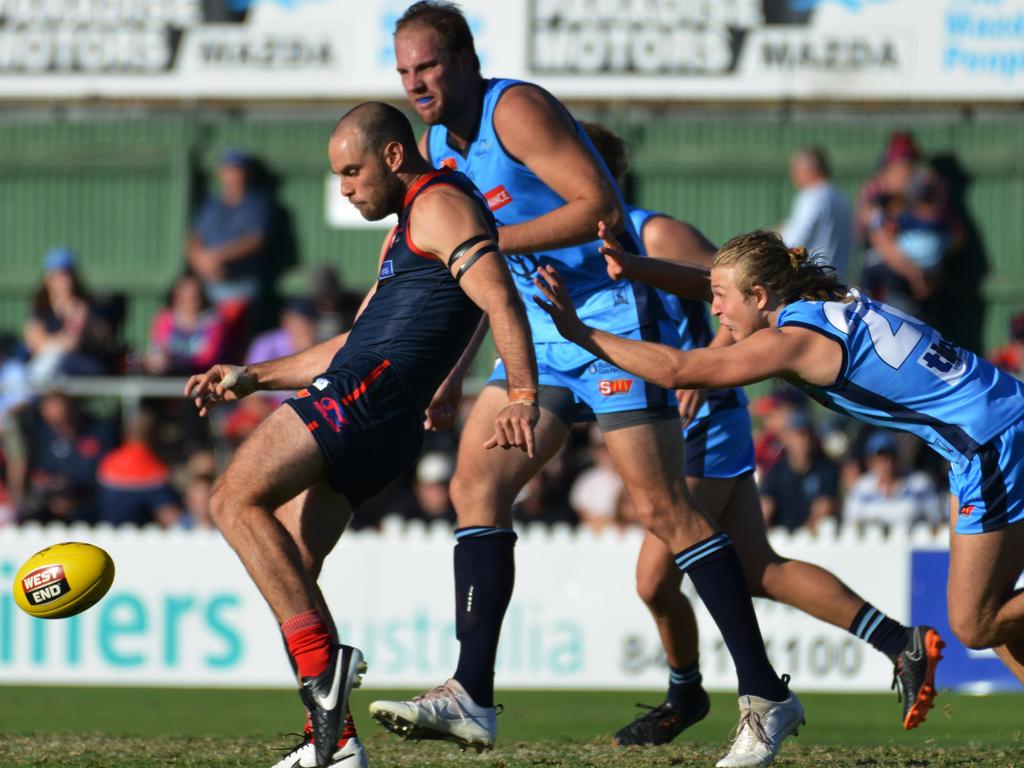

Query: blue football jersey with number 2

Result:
[777,291,1024,467]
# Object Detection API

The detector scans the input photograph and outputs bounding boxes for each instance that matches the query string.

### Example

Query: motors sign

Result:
[529,0,763,75]
[0,0,1022,100]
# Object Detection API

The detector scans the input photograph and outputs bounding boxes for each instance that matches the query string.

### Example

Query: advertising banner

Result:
[1,0,1023,101]
[1,521,1003,693]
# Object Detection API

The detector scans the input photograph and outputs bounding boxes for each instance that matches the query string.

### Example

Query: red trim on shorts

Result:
[341,359,392,405]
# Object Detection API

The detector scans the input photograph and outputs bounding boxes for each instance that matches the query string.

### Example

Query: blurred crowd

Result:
[0,133,1013,534]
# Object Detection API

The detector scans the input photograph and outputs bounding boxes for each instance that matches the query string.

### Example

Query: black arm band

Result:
[455,244,499,282]
[447,235,490,269]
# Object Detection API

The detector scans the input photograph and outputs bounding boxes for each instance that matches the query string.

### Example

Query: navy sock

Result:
[675,533,788,701]
[849,603,911,660]
[667,661,702,708]
[452,526,517,708]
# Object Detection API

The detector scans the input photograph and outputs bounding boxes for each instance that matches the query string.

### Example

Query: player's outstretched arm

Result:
[600,221,712,302]
[492,84,623,254]
[534,266,822,391]
[409,186,540,457]
[184,335,347,416]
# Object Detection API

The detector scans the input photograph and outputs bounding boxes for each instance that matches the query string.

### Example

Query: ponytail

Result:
[714,231,847,304]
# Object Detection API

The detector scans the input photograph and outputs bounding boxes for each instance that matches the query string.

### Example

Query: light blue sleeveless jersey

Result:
[777,291,1024,467]
[628,206,749,420]
[427,79,668,344]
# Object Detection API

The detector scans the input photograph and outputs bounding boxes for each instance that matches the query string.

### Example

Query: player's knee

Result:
[949,608,996,650]
[208,477,250,531]
[207,479,233,530]
[450,469,510,522]
[636,572,676,609]
[750,557,786,599]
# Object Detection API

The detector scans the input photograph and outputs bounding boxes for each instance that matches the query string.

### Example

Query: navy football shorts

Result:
[284,354,423,508]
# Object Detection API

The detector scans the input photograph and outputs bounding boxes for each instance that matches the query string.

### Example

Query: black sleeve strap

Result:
[455,244,499,282]
[447,235,490,269]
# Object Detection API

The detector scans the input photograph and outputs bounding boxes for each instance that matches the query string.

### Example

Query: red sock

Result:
[304,707,356,743]
[282,610,331,679]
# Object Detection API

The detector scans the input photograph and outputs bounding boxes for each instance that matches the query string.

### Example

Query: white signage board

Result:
[1,1,1023,101]
[0,521,928,692]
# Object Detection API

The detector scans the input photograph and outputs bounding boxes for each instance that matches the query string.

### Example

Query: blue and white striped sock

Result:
[849,603,910,660]
[674,532,787,701]
[667,662,702,707]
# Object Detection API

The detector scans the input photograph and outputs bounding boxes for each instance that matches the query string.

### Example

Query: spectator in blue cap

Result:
[23,246,111,383]
[186,148,273,312]
[844,430,944,532]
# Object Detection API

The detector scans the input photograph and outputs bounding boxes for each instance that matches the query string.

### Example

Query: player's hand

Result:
[424,373,463,431]
[484,402,539,458]
[533,265,587,342]
[597,220,633,281]
[184,364,257,417]
[676,388,706,428]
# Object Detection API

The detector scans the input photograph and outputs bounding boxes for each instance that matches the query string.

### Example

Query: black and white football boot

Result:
[299,644,367,767]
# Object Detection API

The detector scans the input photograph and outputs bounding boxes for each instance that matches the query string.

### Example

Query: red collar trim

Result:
[403,169,448,209]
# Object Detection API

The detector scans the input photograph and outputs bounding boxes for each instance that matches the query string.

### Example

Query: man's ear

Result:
[382,140,405,172]
[751,285,770,311]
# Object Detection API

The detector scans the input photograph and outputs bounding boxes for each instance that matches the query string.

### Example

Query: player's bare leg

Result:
[993,640,1024,681]
[371,384,570,750]
[603,418,801,768]
[721,476,863,625]
[210,406,365,766]
[948,498,1024,682]
[276,483,351,637]
[449,385,571,528]
[210,406,330,623]
[614,529,707,746]
[271,487,367,768]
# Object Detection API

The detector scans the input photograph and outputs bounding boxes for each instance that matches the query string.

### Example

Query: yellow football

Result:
[13,542,115,619]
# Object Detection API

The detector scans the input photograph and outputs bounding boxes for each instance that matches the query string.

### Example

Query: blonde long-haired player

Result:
[535,227,1024,699]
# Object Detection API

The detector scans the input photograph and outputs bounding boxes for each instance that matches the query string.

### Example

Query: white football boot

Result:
[271,711,368,768]
[716,680,804,767]
[271,735,367,768]
[369,678,498,752]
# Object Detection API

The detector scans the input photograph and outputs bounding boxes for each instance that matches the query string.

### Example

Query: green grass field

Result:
[1,687,1021,767]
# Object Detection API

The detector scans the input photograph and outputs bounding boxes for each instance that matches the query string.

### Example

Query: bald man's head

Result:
[329,102,424,222]
[333,102,419,157]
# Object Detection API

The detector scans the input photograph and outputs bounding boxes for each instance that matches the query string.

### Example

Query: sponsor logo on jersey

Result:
[485,185,513,211]
[379,259,396,280]
[22,565,70,605]
[599,379,634,396]
[312,397,347,433]
[294,388,310,399]
[313,378,329,391]
[917,333,967,386]
[589,361,620,375]
[959,504,975,518]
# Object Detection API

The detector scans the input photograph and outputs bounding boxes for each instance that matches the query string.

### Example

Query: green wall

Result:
[1,109,1021,368]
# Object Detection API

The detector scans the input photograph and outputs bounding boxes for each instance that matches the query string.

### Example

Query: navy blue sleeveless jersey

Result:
[426,78,670,344]
[628,205,747,418]
[331,169,489,411]
[778,291,1024,467]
